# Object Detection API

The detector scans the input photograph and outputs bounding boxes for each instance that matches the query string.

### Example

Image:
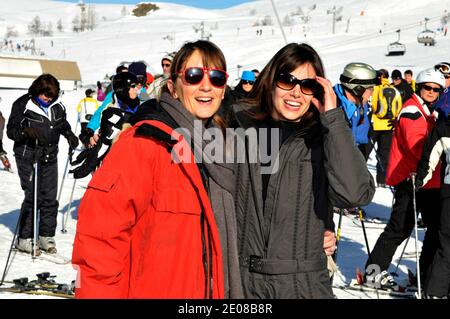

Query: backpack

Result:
[374,85,401,119]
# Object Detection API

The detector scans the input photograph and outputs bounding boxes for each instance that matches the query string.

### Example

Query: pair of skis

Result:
[13,248,71,265]
[0,272,75,298]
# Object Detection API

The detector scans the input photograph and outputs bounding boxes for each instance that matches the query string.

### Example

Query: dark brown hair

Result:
[28,73,60,100]
[164,40,228,131]
[244,43,325,124]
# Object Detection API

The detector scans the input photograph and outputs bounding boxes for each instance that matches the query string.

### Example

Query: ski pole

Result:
[61,178,77,234]
[330,208,343,285]
[390,236,410,277]
[57,113,79,203]
[0,209,24,286]
[359,208,373,264]
[410,172,422,299]
[32,144,39,260]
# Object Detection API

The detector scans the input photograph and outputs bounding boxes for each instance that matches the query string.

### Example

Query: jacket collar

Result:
[25,97,61,119]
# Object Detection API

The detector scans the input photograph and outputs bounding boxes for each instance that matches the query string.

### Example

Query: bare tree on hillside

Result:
[6,26,19,38]
[57,18,64,32]
[28,16,43,35]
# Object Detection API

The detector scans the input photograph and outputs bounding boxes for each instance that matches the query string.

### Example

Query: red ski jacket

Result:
[72,119,224,299]
[386,94,440,188]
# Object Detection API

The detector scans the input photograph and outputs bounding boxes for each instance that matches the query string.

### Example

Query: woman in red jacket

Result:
[364,68,446,291]
[72,41,241,298]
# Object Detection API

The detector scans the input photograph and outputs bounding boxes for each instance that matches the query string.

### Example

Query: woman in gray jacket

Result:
[231,43,375,298]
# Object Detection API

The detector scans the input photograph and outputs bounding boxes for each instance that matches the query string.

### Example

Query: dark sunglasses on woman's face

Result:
[276,73,320,95]
[242,80,254,85]
[180,67,228,88]
[421,84,442,93]
[162,63,171,68]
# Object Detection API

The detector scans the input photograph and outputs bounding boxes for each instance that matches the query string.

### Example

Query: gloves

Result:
[23,127,40,140]
[79,127,94,147]
[66,132,79,152]
[69,146,100,179]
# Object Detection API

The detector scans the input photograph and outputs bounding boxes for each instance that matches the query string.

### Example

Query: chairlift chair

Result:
[417,17,436,46]
[417,30,436,46]
[386,29,406,56]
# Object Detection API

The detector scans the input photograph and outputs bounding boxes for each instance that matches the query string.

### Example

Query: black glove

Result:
[79,127,94,147]
[66,132,79,151]
[69,146,100,179]
[23,127,40,140]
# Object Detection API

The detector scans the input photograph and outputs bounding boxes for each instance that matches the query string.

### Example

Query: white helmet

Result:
[416,68,446,88]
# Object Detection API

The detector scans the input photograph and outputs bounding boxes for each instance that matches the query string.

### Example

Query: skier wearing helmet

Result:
[364,68,445,292]
[334,62,377,160]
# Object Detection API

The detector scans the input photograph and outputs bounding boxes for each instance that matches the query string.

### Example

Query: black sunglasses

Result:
[276,73,320,95]
[179,67,228,88]
[242,80,254,85]
[162,63,171,68]
[421,84,442,93]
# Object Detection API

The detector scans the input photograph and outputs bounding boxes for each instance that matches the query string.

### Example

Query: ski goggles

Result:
[435,63,450,76]
[421,84,442,93]
[179,67,228,88]
[276,73,320,95]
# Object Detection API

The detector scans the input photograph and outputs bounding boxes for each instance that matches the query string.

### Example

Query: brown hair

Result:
[28,73,60,100]
[164,40,228,132]
[244,43,325,125]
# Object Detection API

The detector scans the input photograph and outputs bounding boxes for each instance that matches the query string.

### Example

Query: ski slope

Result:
[1,0,449,299]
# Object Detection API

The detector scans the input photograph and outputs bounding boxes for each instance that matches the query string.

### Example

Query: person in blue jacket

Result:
[333,62,377,160]
[434,62,450,119]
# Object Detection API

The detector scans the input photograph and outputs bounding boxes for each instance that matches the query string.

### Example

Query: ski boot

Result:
[15,238,41,255]
[0,151,11,171]
[364,270,402,292]
[38,236,57,254]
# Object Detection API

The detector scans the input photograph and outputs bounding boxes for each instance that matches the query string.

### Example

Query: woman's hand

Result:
[323,230,337,256]
[311,76,337,113]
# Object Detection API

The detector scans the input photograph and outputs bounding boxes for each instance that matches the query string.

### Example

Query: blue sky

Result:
[56,0,255,9]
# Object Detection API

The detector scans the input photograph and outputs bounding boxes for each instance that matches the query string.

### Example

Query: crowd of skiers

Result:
[1,39,450,299]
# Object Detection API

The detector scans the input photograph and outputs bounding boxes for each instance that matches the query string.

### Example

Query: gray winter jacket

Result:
[233,107,375,299]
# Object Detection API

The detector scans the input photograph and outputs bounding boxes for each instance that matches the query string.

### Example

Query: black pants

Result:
[366,180,440,281]
[366,130,393,185]
[425,192,450,297]
[16,156,59,238]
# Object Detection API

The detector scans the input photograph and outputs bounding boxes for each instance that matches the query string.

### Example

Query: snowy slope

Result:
[0,0,448,299]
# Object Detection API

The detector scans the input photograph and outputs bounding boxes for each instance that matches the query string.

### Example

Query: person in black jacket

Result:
[6,74,78,254]
[391,69,414,103]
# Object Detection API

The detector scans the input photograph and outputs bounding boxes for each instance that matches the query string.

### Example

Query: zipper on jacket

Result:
[200,211,209,298]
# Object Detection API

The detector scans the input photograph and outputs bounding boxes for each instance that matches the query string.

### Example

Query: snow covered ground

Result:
[0,0,448,299]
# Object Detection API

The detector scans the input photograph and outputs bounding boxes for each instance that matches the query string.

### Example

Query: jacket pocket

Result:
[87,170,120,192]
[154,187,202,215]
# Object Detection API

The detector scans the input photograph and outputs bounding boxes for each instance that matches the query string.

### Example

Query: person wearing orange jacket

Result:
[364,68,445,290]
[72,41,243,298]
